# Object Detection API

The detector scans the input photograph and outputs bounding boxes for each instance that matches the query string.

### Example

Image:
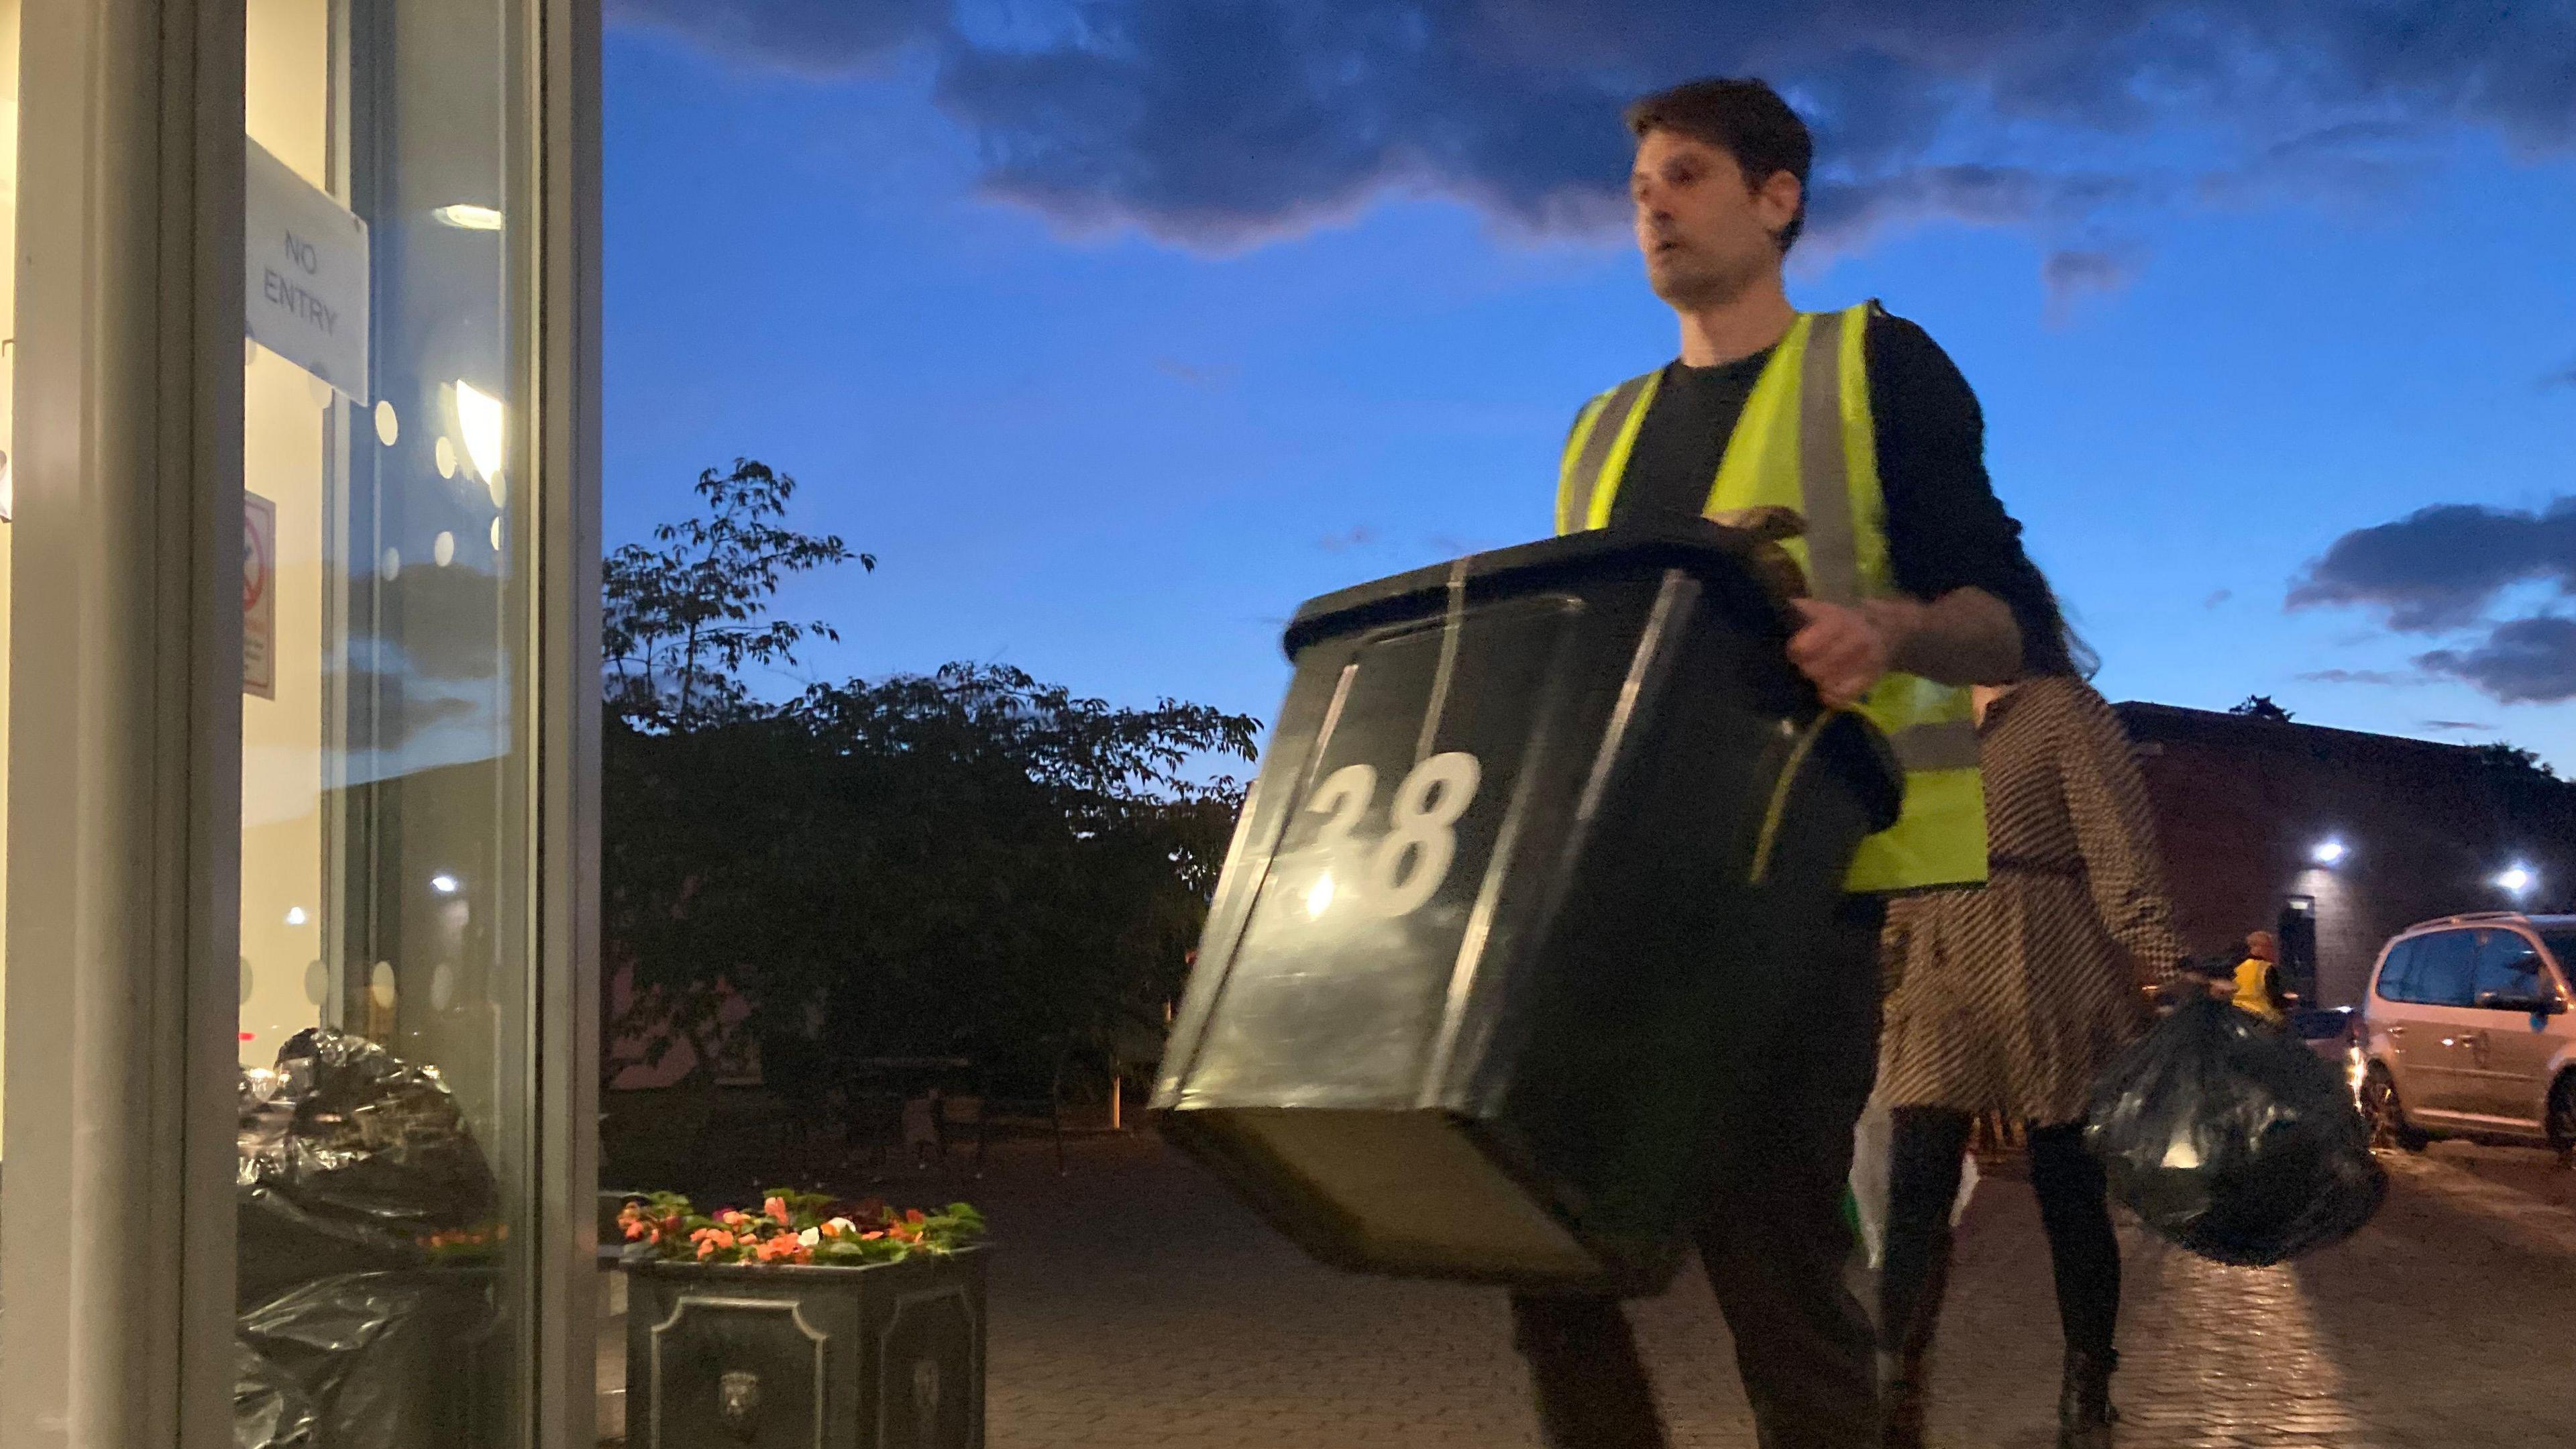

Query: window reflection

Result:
[237,0,535,1444]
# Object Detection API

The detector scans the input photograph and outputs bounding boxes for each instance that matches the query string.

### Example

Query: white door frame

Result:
[3,1,246,1447]
[532,0,606,1445]
[0,0,600,1444]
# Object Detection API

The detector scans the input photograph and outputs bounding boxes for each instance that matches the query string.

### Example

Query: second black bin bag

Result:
[1152,521,1902,1295]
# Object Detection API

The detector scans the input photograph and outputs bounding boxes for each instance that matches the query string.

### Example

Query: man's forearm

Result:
[1863,586,2022,686]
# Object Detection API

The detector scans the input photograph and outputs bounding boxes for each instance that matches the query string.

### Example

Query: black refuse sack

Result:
[254,1028,500,1234]
[235,1031,503,1446]
[2085,998,2385,1267]
[236,1029,500,1308]
[238,1271,501,1449]
[233,1338,318,1449]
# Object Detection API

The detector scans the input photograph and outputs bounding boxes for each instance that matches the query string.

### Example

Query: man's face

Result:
[1631,129,1796,311]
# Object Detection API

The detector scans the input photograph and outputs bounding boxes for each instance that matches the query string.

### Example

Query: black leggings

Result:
[1878,1110,2121,1361]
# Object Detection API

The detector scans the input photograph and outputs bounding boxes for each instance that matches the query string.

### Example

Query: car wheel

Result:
[2361,1065,2430,1152]
[2548,1073,2576,1167]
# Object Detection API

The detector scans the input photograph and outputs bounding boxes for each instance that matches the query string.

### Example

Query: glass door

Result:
[0,0,19,1173]
[237,0,553,1442]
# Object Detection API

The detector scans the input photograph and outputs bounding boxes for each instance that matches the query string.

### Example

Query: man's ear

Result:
[1756,170,1803,240]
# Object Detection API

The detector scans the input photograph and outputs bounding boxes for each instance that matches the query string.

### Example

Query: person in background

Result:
[2229,930,2292,1026]
[1872,582,2188,1449]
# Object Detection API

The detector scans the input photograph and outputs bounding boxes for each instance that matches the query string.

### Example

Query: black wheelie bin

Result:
[1149,519,1902,1295]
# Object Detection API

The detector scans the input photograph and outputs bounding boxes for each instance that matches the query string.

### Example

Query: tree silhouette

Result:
[602,458,868,731]
[600,470,1258,1132]
[2228,694,2295,722]
[2471,740,2558,778]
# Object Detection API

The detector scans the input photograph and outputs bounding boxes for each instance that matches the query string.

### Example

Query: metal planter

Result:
[625,1248,987,1449]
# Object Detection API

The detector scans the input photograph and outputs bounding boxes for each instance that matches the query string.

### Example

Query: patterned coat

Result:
[1875,676,2188,1126]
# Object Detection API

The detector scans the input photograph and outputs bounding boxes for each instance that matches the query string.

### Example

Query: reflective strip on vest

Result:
[1888,717,1982,773]
[1556,303,1989,892]
[1795,310,1862,606]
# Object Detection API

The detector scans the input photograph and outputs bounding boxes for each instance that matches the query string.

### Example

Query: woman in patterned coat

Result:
[1872,589,2191,1449]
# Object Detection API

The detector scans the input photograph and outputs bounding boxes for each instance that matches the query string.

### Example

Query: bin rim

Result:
[1281,520,1793,659]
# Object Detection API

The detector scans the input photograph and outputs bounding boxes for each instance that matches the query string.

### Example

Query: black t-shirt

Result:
[1591,309,2048,645]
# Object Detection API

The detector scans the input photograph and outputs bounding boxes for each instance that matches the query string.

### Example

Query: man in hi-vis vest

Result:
[1511,78,2050,1449]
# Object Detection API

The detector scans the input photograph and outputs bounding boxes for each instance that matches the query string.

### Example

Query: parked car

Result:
[2286,1004,2358,1072]
[2357,913,2576,1160]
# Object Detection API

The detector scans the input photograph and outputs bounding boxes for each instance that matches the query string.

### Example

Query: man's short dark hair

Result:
[1623,77,1813,252]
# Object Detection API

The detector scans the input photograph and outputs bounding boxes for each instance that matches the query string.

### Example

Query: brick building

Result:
[2113,702,2576,1010]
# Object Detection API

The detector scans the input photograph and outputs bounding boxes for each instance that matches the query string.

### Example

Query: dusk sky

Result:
[599,3,2576,773]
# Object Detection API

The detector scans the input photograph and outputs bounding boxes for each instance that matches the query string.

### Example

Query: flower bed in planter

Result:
[618,1193,986,1449]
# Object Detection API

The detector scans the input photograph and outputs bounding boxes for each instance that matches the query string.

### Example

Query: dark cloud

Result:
[2544,357,2576,390]
[619,0,2576,254]
[2419,718,2498,733]
[1808,169,2143,259]
[2418,616,2576,705]
[606,0,945,74]
[1155,358,1240,390]
[2202,588,2232,608]
[2291,496,2576,706]
[2041,247,2141,320]
[2044,249,2136,294]
[2288,496,2576,632]
[2296,667,2420,686]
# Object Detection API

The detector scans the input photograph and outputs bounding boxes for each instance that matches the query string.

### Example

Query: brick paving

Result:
[954,1133,2576,1449]
[597,1130,2576,1446]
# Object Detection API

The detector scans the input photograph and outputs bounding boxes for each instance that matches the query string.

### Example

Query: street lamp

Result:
[2496,864,2535,897]
[2310,839,2347,866]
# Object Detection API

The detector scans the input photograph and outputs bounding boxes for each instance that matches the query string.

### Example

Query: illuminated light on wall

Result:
[431,872,462,896]
[2310,839,2347,866]
[454,379,505,483]
[285,906,309,926]
[431,203,503,231]
[2496,864,2536,896]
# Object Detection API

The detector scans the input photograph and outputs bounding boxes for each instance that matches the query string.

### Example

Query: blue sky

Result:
[601,5,2576,771]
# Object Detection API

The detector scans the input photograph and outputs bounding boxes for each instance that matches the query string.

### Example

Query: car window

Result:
[2470,930,2547,1007]
[2543,932,2576,981]
[2374,937,2420,1003]
[2407,930,2478,1008]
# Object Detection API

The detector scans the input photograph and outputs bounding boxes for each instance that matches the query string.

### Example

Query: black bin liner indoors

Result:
[234,1030,504,1448]
[1153,522,1902,1294]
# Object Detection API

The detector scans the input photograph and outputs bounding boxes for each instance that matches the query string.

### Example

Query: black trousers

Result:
[1509,896,1886,1449]
[1878,1110,2120,1363]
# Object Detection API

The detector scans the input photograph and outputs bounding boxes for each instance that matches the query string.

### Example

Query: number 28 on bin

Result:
[1300,752,1483,920]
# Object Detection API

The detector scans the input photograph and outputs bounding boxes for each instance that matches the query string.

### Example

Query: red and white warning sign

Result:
[244,491,276,699]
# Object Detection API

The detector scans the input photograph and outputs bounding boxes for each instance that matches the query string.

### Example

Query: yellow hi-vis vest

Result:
[1554,302,1988,893]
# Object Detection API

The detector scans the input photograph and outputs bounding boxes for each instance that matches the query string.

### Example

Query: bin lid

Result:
[1282,519,1793,659]
[1285,519,1902,834]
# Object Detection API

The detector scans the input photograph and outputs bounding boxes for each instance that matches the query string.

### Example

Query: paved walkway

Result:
[957,1134,2576,1449]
